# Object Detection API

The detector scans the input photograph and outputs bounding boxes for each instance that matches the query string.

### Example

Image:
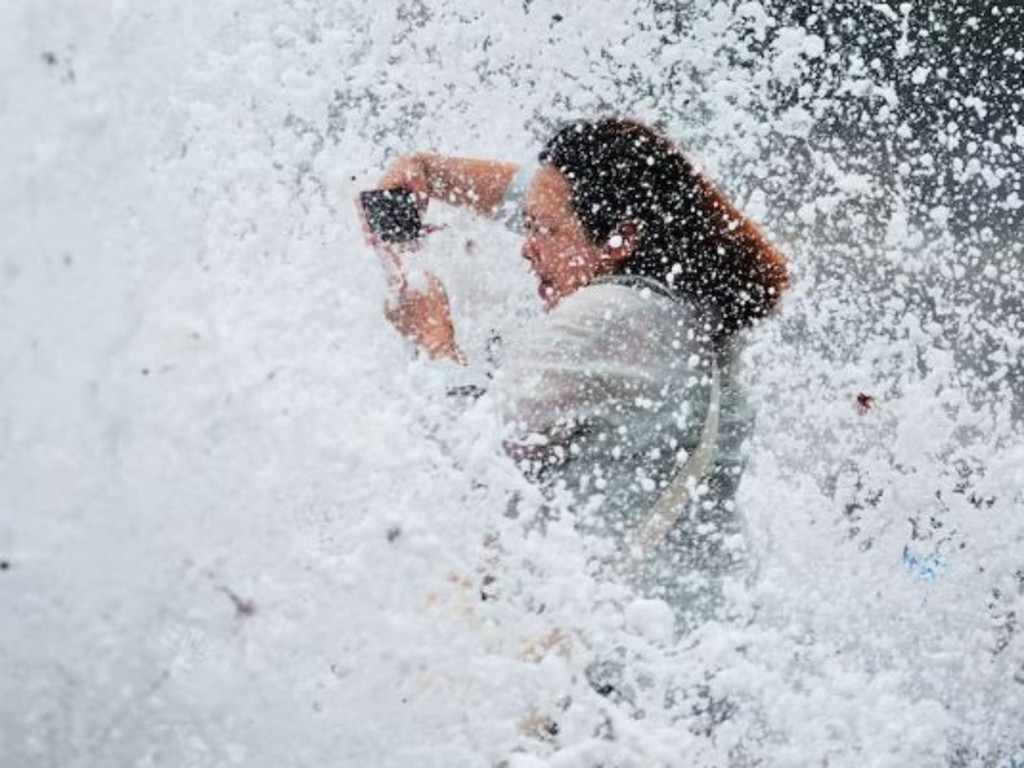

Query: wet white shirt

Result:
[497,276,753,619]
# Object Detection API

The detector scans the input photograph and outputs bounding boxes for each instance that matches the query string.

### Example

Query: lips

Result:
[527,257,558,306]
[538,279,557,306]
[531,265,550,295]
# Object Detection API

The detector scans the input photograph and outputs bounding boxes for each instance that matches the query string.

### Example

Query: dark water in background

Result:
[765,0,1022,415]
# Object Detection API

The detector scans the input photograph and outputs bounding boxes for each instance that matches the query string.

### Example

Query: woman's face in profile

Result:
[521,165,614,309]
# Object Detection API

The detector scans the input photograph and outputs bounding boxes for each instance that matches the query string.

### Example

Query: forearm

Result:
[384,272,466,364]
[410,153,518,217]
[418,320,465,363]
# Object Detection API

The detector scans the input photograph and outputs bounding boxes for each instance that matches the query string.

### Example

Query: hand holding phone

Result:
[359,187,423,244]
[357,181,462,361]
[357,186,424,292]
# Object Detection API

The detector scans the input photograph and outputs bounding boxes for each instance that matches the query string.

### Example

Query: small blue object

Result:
[902,545,946,582]
[999,755,1024,768]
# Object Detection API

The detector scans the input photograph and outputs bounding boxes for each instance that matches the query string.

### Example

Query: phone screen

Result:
[359,188,422,244]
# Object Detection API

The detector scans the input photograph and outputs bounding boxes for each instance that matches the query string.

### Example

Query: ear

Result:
[604,221,639,264]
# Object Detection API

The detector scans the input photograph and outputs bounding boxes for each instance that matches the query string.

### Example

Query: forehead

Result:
[524,164,574,219]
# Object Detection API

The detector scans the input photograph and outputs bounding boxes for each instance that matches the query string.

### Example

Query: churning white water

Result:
[1,1,1021,766]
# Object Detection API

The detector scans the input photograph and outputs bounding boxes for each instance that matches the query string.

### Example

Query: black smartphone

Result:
[359,187,422,244]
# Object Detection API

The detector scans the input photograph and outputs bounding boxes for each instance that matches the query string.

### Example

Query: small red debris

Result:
[856,392,875,414]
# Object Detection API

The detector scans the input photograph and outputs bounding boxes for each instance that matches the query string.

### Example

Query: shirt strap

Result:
[622,360,721,573]
[593,272,723,570]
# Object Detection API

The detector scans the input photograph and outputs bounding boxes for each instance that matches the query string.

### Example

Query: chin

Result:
[538,280,561,309]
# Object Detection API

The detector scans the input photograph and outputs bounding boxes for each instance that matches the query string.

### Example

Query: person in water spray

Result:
[362,116,789,629]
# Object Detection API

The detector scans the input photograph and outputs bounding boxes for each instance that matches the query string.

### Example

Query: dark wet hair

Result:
[538,118,789,336]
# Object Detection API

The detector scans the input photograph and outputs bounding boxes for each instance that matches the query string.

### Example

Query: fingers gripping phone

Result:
[359,187,423,244]
[358,186,426,291]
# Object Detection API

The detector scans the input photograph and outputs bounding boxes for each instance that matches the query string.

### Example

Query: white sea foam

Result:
[1,1,1021,766]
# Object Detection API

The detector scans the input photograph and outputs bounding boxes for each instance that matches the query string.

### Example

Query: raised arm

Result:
[365,154,519,364]
[378,152,519,217]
